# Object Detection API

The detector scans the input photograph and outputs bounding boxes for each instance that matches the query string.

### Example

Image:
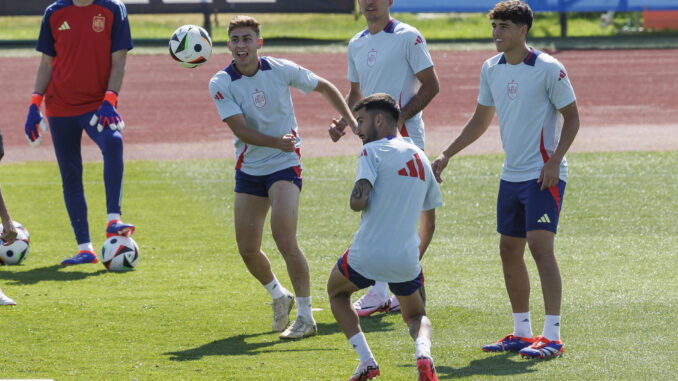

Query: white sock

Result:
[263,276,285,299]
[107,213,121,223]
[78,242,94,253]
[512,312,532,338]
[415,337,432,359]
[542,315,561,341]
[296,296,314,321]
[370,281,390,301]
[349,332,374,363]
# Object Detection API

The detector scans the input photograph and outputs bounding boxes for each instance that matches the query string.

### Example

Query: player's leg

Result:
[83,113,134,237]
[267,171,317,339]
[483,180,534,351]
[49,116,97,265]
[391,274,437,381]
[520,180,566,359]
[268,179,308,297]
[234,190,294,331]
[327,258,380,381]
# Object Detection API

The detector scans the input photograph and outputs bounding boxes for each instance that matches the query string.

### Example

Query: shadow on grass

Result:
[2,264,107,285]
[435,352,540,379]
[165,323,334,361]
[166,317,397,362]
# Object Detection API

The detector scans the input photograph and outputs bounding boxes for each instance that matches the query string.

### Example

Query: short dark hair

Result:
[488,1,533,32]
[352,93,400,123]
[228,15,261,36]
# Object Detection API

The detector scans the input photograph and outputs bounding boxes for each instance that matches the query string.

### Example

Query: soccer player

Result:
[209,15,359,340]
[432,0,580,359]
[327,93,442,381]
[0,129,18,306]
[329,0,441,318]
[25,0,135,266]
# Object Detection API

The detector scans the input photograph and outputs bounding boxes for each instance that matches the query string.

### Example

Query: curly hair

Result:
[488,1,533,32]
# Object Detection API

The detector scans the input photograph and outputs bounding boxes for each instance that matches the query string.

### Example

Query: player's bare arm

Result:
[224,113,296,152]
[432,103,496,183]
[107,49,128,93]
[314,77,358,142]
[538,100,580,190]
[350,179,372,211]
[417,209,436,260]
[33,54,53,94]
[398,66,440,127]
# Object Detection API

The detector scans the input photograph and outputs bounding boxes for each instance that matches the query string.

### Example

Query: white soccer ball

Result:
[0,221,30,265]
[169,24,212,68]
[100,236,139,272]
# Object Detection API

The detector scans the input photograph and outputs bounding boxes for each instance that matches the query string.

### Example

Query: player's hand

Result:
[1,222,17,245]
[538,159,560,190]
[431,154,450,184]
[89,90,125,132]
[328,118,347,142]
[25,93,47,147]
[279,133,296,152]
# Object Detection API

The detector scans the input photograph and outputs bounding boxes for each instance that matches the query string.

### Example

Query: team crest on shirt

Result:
[92,15,105,33]
[367,49,377,67]
[506,80,518,100]
[252,89,266,108]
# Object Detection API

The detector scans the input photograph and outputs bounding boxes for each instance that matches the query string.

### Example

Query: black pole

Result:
[203,4,212,36]
[560,12,568,37]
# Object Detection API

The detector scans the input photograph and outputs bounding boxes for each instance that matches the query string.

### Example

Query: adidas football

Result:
[0,221,30,265]
[169,24,212,68]
[100,235,139,272]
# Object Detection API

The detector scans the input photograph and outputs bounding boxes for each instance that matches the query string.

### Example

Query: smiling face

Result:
[227,26,261,68]
[359,0,393,24]
[491,18,526,53]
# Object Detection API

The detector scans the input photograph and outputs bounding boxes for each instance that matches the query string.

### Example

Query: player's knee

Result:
[272,233,299,256]
[237,246,261,261]
[101,132,123,155]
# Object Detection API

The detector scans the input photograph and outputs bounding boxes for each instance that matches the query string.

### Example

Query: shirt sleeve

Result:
[36,9,56,57]
[355,146,378,186]
[209,77,243,121]
[347,41,359,83]
[110,1,133,52]
[547,61,576,110]
[281,59,319,94]
[405,30,434,75]
[477,62,494,107]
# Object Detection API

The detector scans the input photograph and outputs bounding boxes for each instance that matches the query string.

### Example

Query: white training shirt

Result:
[209,56,319,176]
[347,19,434,150]
[347,137,443,283]
[478,48,576,182]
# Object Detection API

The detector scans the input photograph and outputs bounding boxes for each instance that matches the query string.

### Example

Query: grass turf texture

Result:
[1,11,675,42]
[0,151,676,379]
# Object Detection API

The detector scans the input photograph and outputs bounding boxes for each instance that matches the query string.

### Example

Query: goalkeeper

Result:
[24,0,135,266]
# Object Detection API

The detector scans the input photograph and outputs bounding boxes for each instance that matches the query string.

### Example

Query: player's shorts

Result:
[235,166,302,197]
[497,179,566,237]
[336,249,424,296]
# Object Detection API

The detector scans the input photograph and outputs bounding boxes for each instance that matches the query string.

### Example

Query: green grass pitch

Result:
[0,151,676,379]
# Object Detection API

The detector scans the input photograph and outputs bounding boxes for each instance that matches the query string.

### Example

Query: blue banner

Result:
[391,0,678,13]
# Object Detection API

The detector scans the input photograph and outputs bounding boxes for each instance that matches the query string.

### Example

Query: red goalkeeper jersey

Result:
[36,0,133,117]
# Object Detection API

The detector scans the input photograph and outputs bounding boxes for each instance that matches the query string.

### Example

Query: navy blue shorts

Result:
[336,249,424,296]
[234,166,302,197]
[497,179,566,237]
